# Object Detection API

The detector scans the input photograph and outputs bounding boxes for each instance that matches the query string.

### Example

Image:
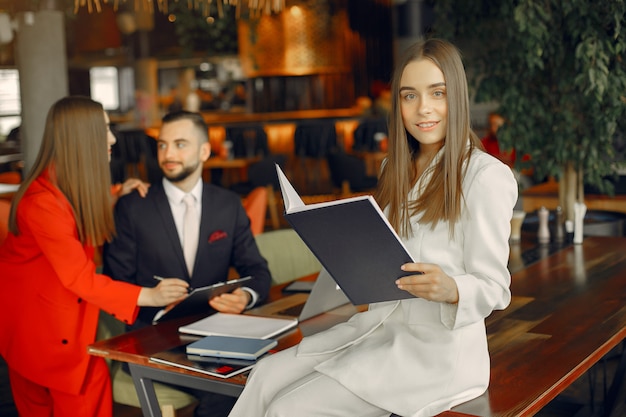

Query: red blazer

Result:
[0,175,141,395]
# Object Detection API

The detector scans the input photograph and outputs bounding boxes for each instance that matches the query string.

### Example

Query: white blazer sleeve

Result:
[442,157,518,329]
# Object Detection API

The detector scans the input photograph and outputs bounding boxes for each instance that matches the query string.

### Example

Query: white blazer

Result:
[297,149,518,417]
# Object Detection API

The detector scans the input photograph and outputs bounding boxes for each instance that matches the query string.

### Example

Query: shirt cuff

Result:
[242,287,259,309]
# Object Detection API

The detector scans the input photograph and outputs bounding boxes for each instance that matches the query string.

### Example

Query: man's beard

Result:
[163,161,200,183]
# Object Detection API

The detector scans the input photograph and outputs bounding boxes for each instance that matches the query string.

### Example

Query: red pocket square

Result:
[208,230,227,243]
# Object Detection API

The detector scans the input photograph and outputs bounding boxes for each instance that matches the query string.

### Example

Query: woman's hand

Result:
[137,278,189,307]
[118,178,150,198]
[396,262,459,304]
[209,288,251,314]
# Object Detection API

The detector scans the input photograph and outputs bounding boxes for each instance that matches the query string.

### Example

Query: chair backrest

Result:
[294,120,338,157]
[0,171,21,184]
[352,117,388,152]
[0,199,11,246]
[254,229,321,285]
[111,128,162,184]
[225,125,269,158]
[242,186,268,236]
[248,154,287,189]
[246,155,287,230]
[327,151,378,193]
[327,152,366,187]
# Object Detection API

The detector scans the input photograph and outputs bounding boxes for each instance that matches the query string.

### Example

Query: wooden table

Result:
[89,237,626,417]
[202,156,260,186]
[441,236,626,417]
[522,179,626,214]
[88,276,352,416]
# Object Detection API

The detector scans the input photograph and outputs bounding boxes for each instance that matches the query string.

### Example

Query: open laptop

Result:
[249,268,355,324]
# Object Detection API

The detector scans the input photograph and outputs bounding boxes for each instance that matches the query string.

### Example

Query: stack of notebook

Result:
[149,336,278,379]
[149,313,296,378]
[185,335,277,360]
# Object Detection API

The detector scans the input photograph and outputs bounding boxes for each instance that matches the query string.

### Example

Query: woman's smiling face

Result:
[399,58,448,153]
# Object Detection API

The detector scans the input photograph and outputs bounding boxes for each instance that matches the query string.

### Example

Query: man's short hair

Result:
[162,111,209,143]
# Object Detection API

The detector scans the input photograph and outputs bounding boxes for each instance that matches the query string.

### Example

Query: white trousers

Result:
[228,345,390,417]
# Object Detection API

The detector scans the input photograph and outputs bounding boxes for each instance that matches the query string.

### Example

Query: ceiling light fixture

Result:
[73,0,285,18]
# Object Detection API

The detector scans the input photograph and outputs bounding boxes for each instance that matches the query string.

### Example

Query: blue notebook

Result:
[185,335,278,360]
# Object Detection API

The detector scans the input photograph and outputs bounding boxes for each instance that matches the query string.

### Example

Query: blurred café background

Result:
[0,0,626,234]
[1,0,505,200]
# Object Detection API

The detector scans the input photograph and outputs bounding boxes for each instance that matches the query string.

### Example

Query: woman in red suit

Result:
[0,96,189,417]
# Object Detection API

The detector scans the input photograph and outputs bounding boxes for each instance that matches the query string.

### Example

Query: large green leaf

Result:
[433,0,626,194]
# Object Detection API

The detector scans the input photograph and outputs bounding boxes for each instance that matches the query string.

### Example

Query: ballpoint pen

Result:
[154,275,193,292]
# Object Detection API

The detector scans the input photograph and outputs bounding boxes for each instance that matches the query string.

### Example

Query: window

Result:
[89,66,135,113]
[90,66,119,111]
[0,69,21,140]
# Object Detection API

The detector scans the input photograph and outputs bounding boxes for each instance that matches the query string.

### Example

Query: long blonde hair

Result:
[9,96,115,246]
[375,38,482,238]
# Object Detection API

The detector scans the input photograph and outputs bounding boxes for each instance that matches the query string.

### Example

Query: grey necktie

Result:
[182,194,199,275]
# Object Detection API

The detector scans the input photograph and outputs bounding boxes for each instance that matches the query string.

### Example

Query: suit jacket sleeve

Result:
[226,197,272,303]
[103,192,141,286]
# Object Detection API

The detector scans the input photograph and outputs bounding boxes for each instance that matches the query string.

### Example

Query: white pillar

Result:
[134,58,160,128]
[132,10,159,128]
[392,0,430,64]
[15,9,68,174]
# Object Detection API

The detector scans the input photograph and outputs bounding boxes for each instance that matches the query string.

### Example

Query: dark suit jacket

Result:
[103,181,271,329]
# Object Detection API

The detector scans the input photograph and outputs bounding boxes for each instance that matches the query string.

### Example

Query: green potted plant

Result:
[432,0,626,223]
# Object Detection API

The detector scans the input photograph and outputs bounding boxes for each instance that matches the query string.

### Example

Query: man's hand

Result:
[209,288,251,314]
[396,262,459,304]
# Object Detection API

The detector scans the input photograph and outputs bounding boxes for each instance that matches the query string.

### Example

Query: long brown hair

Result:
[9,96,115,246]
[375,38,482,238]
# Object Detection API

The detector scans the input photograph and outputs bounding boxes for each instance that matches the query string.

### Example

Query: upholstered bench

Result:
[254,228,322,285]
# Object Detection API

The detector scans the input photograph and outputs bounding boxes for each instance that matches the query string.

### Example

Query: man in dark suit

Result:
[103,111,271,417]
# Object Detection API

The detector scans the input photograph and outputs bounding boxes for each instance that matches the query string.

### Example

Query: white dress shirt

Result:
[162,178,258,307]
[163,178,203,248]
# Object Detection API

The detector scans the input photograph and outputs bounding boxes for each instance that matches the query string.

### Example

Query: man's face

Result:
[157,119,210,185]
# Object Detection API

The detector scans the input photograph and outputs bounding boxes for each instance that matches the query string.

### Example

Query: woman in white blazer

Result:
[228,39,518,417]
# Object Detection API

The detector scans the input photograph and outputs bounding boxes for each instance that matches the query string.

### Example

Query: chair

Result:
[225,124,269,158]
[352,117,388,152]
[232,154,287,230]
[111,127,162,184]
[242,186,268,236]
[248,154,286,188]
[0,171,21,184]
[231,154,286,194]
[96,311,197,415]
[0,172,20,202]
[294,120,339,194]
[327,151,378,195]
[0,200,11,245]
[254,229,322,285]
